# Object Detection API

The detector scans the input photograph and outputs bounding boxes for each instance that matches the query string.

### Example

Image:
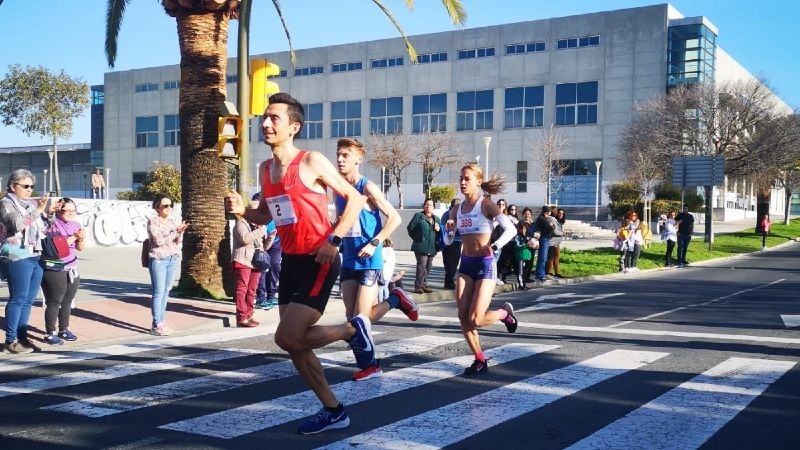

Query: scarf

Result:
[5,192,46,251]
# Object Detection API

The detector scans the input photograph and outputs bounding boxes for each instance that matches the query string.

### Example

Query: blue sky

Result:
[1,0,797,147]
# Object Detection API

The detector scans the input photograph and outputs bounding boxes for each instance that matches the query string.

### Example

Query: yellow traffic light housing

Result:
[250,59,282,116]
[217,116,243,159]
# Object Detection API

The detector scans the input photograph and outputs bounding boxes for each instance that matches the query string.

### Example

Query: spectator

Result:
[546,208,566,278]
[41,198,85,345]
[380,238,406,296]
[232,205,265,327]
[255,219,281,309]
[407,198,440,294]
[759,214,770,251]
[521,207,534,228]
[675,205,694,266]
[507,204,520,225]
[514,221,535,289]
[494,198,515,284]
[1,169,51,353]
[441,198,462,290]
[622,210,645,273]
[146,195,188,336]
[533,206,555,282]
[659,210,678,266]
[91,168,106,199]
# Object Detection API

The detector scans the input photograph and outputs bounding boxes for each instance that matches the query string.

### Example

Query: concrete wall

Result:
[65,199,180,247]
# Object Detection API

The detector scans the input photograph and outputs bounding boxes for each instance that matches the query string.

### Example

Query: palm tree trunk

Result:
[174,10,232,298]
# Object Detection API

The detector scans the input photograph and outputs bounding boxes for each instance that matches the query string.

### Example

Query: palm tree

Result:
[104,0,466,297]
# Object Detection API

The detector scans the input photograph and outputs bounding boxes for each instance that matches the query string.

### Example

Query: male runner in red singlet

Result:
[226,93,373,435]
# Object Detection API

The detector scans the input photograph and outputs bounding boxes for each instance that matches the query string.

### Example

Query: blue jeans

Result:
[535,238,550,280]
[676,234,692,264]
[3,256,44,343]
[148,254,179,327]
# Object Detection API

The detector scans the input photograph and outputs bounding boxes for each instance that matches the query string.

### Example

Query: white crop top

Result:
[456,200,494,235]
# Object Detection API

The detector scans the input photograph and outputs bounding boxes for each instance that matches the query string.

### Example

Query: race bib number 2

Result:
[266,194,298,226]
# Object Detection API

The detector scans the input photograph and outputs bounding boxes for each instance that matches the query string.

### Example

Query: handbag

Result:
[141,238,151,268]
[41,234,70,259]
[252,248,270,271]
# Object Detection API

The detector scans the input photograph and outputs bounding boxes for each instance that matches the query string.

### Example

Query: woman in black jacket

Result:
[406,198,440,293]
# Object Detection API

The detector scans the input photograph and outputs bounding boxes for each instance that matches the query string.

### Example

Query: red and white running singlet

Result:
[261,151,333,255]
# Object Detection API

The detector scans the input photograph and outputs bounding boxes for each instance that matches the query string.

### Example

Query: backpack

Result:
[141,238,151,268]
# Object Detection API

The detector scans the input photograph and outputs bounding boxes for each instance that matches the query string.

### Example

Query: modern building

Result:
[96,3,790,213]
[0,143,96,198]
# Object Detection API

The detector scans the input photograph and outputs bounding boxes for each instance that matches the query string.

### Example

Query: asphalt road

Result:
[1,243,798,449]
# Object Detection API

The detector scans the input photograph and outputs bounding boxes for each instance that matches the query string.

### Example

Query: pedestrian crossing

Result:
[2,332,795,449]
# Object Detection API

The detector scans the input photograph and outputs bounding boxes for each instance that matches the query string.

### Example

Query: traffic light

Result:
[217,116,243,159]
[250,59,282,116]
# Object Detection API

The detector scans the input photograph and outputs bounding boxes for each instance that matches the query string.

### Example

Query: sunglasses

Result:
[61,208,77,213]
[14,183,35,189]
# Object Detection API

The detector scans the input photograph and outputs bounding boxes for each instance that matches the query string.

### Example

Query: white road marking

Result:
[44,335,461,418]
[533,292,583,302]
[609,279,785,328]
[161,342,558,438]
[0,326,269,374]
[0,348,259,398]
[516,293,625,312]
[318,349,667,450]
[412,314,800,345]
[567,357,796,450]
[780,314,800,328]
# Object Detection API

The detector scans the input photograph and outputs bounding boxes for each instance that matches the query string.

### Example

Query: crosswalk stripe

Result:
[407,313,800,345]
[0,326,269,374]
[0,348,260,398]
[318,349,668,450]
[44,335,461,418]
[566,357,796,450]
[161,342,559,439]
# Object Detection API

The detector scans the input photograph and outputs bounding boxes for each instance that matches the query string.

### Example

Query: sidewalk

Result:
[0,217,771,352]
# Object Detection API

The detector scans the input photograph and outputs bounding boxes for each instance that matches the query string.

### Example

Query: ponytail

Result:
[480,173,506,196]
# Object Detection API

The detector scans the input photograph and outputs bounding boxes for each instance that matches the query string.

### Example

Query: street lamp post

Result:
[482,136,492,175]
[43,169,48,193]
[105,167,111,200]
[594,160,602,222]
[47,151,54,194]
[83,174,88,198]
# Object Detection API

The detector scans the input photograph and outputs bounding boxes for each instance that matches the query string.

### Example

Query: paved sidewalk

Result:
[0,217,773,353]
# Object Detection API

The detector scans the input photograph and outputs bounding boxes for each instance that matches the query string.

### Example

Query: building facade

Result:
[98,3,789,211]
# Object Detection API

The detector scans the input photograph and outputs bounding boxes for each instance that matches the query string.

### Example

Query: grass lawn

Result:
[558,219,800,278]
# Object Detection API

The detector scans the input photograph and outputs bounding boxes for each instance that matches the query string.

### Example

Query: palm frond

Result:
[270,0,297,67]
[371,0,417,63]
[439,0,466,26]
[105,0,132,68]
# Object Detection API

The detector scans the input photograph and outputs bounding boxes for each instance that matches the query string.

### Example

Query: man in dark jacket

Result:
[407,198,440,293]
[533,206,555,281]
[675,205,694,266]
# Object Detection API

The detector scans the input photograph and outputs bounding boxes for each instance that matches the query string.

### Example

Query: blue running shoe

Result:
[297,406,350,435]
[348,315,375,370]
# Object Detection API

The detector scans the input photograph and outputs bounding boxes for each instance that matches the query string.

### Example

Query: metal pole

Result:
[105,167,110,200]
[594,160,602,222]
[43,169,49,193]
[48,152,54,194]
[482,136,492,176]
[237,0,252,200]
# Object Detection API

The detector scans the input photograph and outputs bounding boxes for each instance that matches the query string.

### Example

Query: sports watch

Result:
[328,234,343,247]
[370,238,381,247]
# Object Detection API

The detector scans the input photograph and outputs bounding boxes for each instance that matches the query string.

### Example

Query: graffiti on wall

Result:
[72,200,182,247]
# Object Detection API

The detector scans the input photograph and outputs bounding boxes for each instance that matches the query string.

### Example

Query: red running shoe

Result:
[352,361,383,381]
[392,287,419,321]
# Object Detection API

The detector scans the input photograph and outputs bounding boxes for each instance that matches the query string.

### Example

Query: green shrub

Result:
[429,185,457,205]
[116,191,140,200]
[606,182,641,219]
[137,162,182,202]
[654,183,704,212]
[651,199,682,217]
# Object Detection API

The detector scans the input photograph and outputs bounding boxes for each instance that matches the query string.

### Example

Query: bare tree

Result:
[529,125,569,204]
[413,130,462,198]
[368,132,415,208]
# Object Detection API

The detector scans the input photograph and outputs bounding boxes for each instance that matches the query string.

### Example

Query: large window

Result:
[134,83,158,93]
[331,100,361,138]
[516,161,528,193]
[667,24,716,86]
[456,90,493,131]
[294,66,324,76]
[457,47,495,60]
[556,35,600,50]
[412,93,447,133]
[132,172,146,191]
[504,86,544,129]
[370,97,403,135]
[416,52,448,64]
[300,103,323,139]
[555,81,598,126]
[331,62,363,73]
[164,114,179,146]
[135,116,158,148]
[552,159,599,205]
[505,42,546,55]
[163,80,179,90]
[370,57,403,69]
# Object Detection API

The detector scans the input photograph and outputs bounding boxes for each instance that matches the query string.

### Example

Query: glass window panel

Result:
[332,101,346,119]
[577,81,598,103]
[505,87,524,108]
[536,42,545,51]
[589,35,600,45]
[587,104,597,124]
[412,116,423,133]
[486,48,495,56]
[534,108,544,127]
[347,100,361,118]
[371,98,386,117]
[430,93,446,113]
[387,97,402,116]
[475,90,493,110]
[353,121,361,136]
[556,83,577,105]
[504,110,514,128]
[579,37,589,47]
[557,39,568,49]
[568,38,578,48]
[457,91,475,111]
[413,95,429,114]
[525,86,544,106]
[456,112,468,131]
[523,109,533,128]
[307,103,323,121]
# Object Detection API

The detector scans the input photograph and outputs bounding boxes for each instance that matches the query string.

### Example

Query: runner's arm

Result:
[363,180,401,242]
[308,151,365,238]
